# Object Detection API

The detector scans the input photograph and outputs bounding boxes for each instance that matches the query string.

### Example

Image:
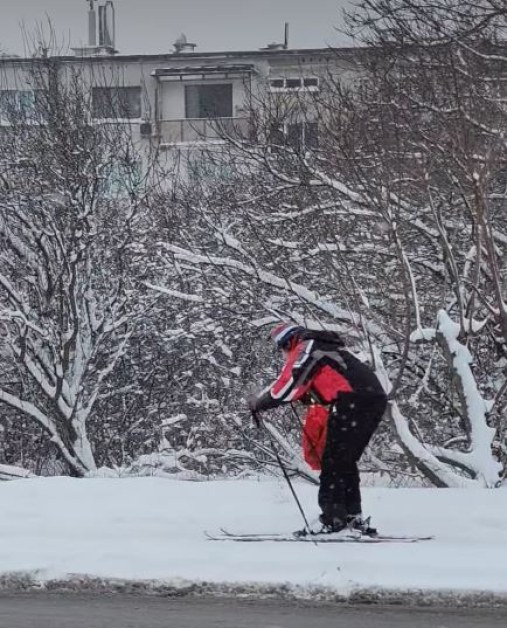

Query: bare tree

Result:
[0,54,152,476]
[148,27,506,486]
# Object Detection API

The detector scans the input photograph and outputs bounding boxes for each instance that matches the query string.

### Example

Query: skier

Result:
[249,322,387,535]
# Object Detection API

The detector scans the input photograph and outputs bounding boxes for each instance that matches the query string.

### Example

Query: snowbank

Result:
[0,463,33,481]
[0,477,506,603]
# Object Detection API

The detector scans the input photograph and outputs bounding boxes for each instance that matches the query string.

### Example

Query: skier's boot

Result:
[319,513,348,534]
[347,514,378,537]
[293,514,348,538]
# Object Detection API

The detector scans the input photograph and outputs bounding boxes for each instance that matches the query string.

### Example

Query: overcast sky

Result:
[0,0,356,57]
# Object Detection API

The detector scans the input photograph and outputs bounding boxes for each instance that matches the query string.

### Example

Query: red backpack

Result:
[302,405,329,470]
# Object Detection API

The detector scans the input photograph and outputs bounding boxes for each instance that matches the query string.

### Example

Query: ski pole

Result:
[252,411,312,535]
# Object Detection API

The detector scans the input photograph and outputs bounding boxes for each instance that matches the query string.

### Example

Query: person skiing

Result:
[249,322,387,535]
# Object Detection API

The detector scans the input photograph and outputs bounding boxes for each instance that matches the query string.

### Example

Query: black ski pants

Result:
[318,391,387,523]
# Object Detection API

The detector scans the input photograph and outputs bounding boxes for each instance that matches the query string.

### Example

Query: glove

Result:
[251,410,262,429]
[248,394,259,413]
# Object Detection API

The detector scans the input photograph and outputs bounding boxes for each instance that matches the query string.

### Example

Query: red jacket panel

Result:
[270,342,312,402]
[270,340,352,404]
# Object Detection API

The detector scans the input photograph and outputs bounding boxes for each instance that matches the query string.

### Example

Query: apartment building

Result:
[0,2,361,166]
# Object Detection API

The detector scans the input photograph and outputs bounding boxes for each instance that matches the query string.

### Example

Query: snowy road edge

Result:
[1,572,507,608]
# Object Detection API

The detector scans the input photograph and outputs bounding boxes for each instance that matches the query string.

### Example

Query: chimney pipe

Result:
[284,22,289,49]
[88,6,97,46]
[98,1,116,49]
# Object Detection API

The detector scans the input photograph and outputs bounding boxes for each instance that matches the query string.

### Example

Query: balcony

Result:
[157,117,250,145]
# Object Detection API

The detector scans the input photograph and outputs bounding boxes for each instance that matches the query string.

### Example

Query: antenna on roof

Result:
[261,23,290,51]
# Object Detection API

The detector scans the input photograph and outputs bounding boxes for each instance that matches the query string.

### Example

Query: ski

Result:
[205,528,433,544]
[219,527,290,538]
[217,527,360,540]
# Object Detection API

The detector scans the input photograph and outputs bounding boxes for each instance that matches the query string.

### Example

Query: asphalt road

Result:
[1,594,507,628]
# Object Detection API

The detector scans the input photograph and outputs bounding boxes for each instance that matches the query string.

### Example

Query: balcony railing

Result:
[157,117,250,144]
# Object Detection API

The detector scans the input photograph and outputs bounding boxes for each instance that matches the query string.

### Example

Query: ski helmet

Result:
[269,322,304,350]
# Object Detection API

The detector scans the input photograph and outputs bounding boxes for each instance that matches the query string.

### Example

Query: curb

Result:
[1,573,507,608]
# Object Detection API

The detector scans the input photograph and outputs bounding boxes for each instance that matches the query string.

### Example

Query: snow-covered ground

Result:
[0,477,506,601]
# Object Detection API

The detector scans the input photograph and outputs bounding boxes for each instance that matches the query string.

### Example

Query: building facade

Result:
[0,4,361,176]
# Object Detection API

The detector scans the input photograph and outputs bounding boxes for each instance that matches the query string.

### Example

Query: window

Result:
[100,160,142,198]
[188,159,234,184]
[287,122,319,151]
[270,79,284,89]
[303,78,319,88]
[0,90,42,124]
[269,121,319,152]
[286,78,302,89]
[185,84,233,118]
[303,121,319,149]
[92,86,142,119]
[269,77,320,92]
[268,123,285,147]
